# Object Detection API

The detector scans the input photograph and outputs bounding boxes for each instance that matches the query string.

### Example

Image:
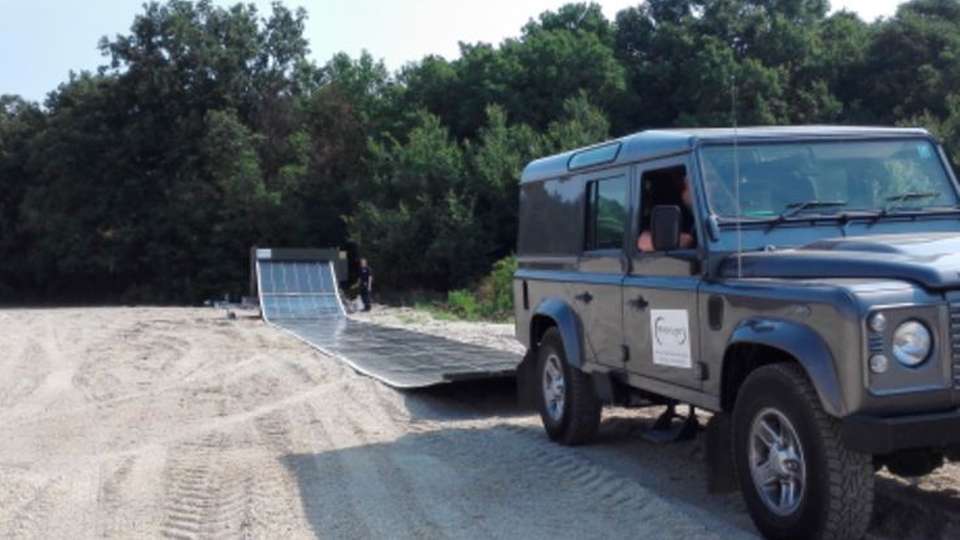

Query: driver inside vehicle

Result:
[637,170,697,252]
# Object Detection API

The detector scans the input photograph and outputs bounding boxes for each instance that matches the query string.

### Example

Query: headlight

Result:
[892,321,932,367]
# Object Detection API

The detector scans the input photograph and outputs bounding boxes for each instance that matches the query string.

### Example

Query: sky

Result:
[1,1,907,103]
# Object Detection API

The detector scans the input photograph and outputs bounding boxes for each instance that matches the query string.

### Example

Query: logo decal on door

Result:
[650,309,692,368]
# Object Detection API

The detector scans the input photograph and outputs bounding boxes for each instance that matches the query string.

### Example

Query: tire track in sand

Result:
[0,339,49,409]
[290,378,496,539]
[159,432,227,539]
[96,455,137,537]
[1,476,61,539]
[335,376,749,540]
[158,409,309,538]
[247,410,306,537]
[409,419,743,539]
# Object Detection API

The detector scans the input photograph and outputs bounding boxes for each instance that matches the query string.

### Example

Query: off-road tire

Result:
[732,363,874,540]
[537,328,601,445]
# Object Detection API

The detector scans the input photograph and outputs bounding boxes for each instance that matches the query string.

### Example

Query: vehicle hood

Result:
[720,232,960,289]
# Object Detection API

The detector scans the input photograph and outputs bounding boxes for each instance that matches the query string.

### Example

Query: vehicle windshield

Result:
[699,139,959,220]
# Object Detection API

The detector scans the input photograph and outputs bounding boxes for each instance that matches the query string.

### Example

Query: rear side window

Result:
[517,177,583,255]
[584,176,628,251]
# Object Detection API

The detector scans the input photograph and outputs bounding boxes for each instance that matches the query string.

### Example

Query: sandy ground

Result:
[0,306,958,539]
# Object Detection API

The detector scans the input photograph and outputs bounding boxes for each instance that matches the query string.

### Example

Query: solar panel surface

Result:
[255,256,518,387]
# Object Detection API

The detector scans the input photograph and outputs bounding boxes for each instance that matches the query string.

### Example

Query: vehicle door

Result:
[622,157,704,390]
[576,167,630,369]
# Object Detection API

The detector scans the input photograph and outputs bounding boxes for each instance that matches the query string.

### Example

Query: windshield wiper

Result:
[764,200,848,231]
[779,200,848,220]
[883,191,940,211]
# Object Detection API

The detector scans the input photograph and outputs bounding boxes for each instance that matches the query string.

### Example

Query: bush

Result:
[436,255,516,321]
[446,289,481,319]
[474,255,517,319]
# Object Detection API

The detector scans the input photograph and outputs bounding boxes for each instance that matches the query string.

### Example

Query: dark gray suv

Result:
[514,126,960,540]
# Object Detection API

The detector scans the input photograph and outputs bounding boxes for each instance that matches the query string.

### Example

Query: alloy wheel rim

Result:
[542,354,565,421]
[748,407,807,516]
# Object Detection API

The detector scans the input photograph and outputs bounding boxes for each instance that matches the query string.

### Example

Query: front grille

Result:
[949,297,960,389]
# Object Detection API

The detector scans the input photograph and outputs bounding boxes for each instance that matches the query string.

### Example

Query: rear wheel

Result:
[536,328,600,445]
[733,363,874,540]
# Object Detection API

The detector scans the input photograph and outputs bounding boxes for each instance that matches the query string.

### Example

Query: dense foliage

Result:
[2,0,960,303]
[440,256,519,321]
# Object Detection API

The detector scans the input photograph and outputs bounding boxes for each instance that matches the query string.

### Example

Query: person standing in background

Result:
[358,258,373,312]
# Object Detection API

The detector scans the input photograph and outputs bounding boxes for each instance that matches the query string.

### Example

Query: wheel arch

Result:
[720,318,846,417]
[529,297,584,368]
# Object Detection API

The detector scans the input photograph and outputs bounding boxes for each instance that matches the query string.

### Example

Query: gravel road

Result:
[0,307,958,539]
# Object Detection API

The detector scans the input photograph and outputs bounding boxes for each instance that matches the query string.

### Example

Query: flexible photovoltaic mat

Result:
[258,259,344,320]
[278,319,519,388]
[255,250,519,388]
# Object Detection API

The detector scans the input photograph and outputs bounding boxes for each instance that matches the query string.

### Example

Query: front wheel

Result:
[536,328,600,445]
[733,363,874,540]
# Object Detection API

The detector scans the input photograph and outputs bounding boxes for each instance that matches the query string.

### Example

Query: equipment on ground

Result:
[253,248,519,388]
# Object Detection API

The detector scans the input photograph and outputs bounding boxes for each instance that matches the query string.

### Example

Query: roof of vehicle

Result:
[520,125,932,184]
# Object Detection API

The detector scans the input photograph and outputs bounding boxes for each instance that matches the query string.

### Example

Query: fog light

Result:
[869,354,889,374]
[869,312,887,333]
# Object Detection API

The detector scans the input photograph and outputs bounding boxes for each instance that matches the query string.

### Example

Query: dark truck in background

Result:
[513,126,960,539]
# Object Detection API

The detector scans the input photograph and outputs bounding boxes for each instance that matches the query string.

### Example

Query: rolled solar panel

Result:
[254,248,518,388]
[257,259,345,322]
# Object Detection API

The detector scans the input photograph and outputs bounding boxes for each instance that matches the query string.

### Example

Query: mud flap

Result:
[590,372,616,404]
[516,349,539,411]
[640,404,700,444]
[705,412,738,494]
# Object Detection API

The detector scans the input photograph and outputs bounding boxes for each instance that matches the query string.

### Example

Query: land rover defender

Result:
[514,126,960,539]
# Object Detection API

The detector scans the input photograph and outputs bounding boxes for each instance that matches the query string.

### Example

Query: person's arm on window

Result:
[637,230,694,251]
[637,230,653,252]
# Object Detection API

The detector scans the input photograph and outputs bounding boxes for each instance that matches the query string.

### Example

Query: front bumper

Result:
[841,409,960,454]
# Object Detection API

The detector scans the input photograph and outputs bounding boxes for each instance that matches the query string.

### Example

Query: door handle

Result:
[628,295,649,311]
[575,291,594,304]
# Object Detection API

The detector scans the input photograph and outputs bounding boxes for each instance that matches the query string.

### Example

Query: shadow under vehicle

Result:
[513,126,960,540]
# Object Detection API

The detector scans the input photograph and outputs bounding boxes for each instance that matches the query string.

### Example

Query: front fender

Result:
[728,318,846,417]
[533,297,584,368]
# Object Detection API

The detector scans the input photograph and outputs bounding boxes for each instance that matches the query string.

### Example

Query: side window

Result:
[584,175,628,251]
[640,165,688,230]
[637,164,696,252]
[518,177,583,255]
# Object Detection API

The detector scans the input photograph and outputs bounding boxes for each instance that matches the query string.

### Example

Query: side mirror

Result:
[651,205,682,251]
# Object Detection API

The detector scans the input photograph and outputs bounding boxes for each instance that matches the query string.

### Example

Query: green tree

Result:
[5,0,960,304]
[900,94,960,168]
[468,105,542,257]
[522,2,615,46]
[544,93,610,151]
[0,95,45,298]
[347,111,490,289]
[862,0,960,122]
[613,0,847,130]
[499,23,624,131]
[397,3,623,139]
[18,74,134,299]
[18,0,322,301]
